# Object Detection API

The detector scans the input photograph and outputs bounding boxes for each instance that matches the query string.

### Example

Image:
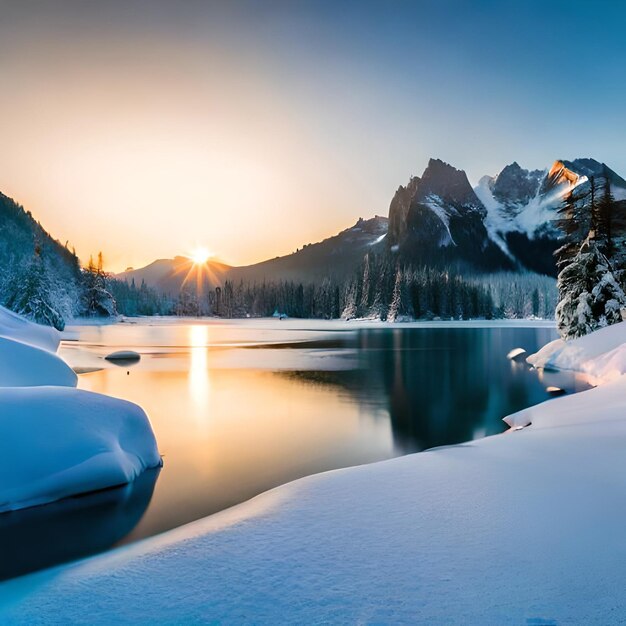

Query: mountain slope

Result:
[0,192,82,316]
[228,216,388,284]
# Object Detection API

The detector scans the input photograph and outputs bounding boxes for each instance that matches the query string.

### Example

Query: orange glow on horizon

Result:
[189,247,212,266]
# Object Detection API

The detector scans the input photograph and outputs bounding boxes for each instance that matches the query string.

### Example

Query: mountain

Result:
[228,216,388,284]
[474,157,626,274]
[387,158,514,272]
[118,216,389,292]
[116,256,231,296]
[119,156,626,295]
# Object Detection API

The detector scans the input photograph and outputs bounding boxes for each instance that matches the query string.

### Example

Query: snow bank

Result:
[0,307,160,514]
[527,321,626,384]
[0,387,161,513]
[1,339,626,622]
[0,336,77,387]
[0,305,60,352]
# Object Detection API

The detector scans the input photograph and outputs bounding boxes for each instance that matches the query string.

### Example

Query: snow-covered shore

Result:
[0,306,160,513]
[0,322,624,623]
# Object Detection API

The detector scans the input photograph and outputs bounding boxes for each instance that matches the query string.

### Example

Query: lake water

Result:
[0,319,587,580]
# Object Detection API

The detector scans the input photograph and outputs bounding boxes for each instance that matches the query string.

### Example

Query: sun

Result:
[189,246,212,265]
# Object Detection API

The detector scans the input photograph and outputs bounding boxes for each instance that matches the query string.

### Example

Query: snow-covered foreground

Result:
[0,323,624,623]
[0,306,160,513]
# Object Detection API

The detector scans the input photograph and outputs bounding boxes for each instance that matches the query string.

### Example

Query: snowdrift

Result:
[0,336,77,387]
[527,320,626,384]
[0,307,160,514]
[0,326,625,623]
[0,387,160,513]
[0,304,60,352]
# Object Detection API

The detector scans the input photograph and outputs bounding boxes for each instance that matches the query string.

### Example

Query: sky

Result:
[1,0,625,272]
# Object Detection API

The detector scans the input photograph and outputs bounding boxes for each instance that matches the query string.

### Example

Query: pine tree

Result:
[596,167,615,258]
[82,253,117,317]
[5,241,66,330]
[555,238,626,339]
[555,185,589,270]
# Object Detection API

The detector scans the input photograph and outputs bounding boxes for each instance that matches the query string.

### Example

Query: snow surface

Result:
[422,194,456,246]
[527,321,626,385]
[0,308,160,514]
[0,336,77,388]
[0,387,161,513]
[0,304,60,352]
[474,176,516,257]
[473,173,573,243]
[1,326,625,623]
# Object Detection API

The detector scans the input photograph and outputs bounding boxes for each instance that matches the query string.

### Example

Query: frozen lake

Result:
[0,319,587,580]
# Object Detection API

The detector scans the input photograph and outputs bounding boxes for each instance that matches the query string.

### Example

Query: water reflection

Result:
[0,467,159,580]
[189,324,210,412]
[1,320,575,580]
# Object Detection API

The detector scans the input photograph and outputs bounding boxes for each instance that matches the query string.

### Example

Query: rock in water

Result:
[105,350,141,364]
[507,347,527,362]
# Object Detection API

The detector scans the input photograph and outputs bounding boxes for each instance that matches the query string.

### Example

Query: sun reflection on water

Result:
[189,324,210,413]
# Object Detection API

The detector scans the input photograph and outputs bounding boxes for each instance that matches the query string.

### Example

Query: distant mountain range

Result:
[389,157,626,276]
[120,156,626,292]
[117,215,389,294]
[1,156,624,303]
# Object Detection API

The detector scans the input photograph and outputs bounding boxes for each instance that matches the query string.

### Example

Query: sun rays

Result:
[171,247,224,295]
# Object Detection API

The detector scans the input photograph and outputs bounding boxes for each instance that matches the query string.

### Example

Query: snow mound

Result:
[505,377,626,429]
[0,336,77,387]
[0,304,60,352]
[527,321,626,384]
[0,387,161,513]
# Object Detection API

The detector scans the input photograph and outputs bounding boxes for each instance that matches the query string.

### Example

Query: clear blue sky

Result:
[1,0,624,269]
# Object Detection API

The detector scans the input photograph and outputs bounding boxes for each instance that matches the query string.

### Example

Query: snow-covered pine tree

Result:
[341,279,358,320]
[357,253,371,317]
[555,183,590,270]
[82,252,117,317]
[555,238,626,339]
[387,267,414,321]
[4,241,66,330]
[596,167,615,259]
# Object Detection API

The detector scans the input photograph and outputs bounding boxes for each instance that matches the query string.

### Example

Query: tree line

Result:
[106,253,558,322]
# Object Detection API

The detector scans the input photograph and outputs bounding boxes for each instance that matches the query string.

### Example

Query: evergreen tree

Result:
[555,185,589,270]
[5,241,66,330]
[82,253,117,317]
[531,288,540,317]
[555,238,626,340]
[596,167,615,258]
